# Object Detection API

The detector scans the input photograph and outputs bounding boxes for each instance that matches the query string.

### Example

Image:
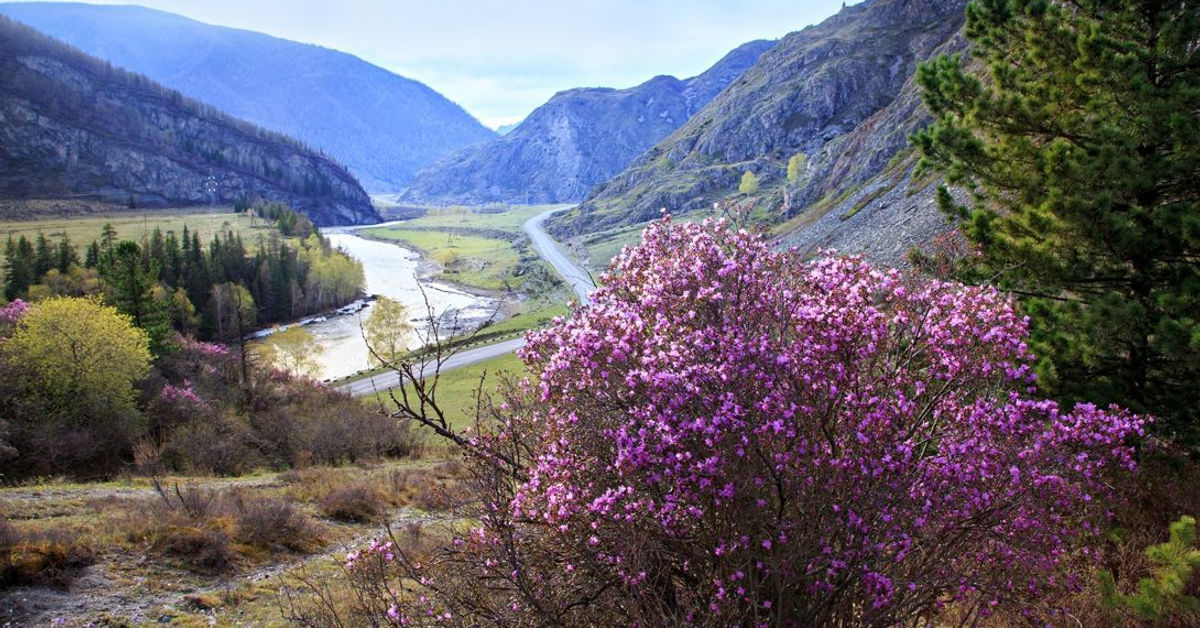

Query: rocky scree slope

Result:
[553,0,967,261]
[774,30,968,267]
[400,40,776,205]
[0,16,379,226]
[0,2,496,193]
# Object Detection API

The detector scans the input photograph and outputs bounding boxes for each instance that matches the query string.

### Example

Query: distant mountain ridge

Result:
[0,16,379,226]
[553,0,968,264]
[400,40,776,205]
[0,2,497,192]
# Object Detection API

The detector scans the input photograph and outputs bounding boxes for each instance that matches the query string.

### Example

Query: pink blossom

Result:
[395,215,1146,624]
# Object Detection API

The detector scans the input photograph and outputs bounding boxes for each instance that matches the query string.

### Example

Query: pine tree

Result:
[99,223,117,252]
[163,231,182,286]
[915,0,1200,443]
[1101,515,1200,623]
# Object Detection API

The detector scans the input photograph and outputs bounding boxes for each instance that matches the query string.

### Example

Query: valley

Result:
[1,0,1197,625]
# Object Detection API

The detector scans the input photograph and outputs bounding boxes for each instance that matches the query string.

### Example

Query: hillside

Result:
[0,16,379,226]
[400,40,775,205]
[553,0,967,259]
[773,30,967,265]
[0,2,496,192]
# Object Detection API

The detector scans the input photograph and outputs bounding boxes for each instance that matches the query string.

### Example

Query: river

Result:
[253,226,498,382]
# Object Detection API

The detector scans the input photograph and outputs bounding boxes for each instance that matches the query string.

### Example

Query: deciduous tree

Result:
[254,325,323,379]
[5,296,150,414]
[738,170,759,195]
[363,296,410,368]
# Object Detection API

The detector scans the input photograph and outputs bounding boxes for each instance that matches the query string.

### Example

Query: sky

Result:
[15,0,861,128]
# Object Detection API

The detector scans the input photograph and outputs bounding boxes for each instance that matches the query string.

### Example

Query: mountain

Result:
[553,0,967,260]
[400,40,776,205]
[0,16,379,226]
[0,2,496,192]
[495,123,520,136]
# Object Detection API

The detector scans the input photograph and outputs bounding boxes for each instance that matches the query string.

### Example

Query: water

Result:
[253,226,497,382]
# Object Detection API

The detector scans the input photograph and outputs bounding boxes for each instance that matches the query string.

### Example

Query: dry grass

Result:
[0,458,471,625]
[0,519,95,588]
[318,484,385,523]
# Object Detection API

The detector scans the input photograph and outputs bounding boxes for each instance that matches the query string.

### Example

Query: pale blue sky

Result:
[17,0,861,128]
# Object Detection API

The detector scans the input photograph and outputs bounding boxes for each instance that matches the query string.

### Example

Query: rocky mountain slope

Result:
[0,16,379,226]
[773,29,967,266]
[552,0,967,263]
[401,40,775,205]
[0,2,496,192]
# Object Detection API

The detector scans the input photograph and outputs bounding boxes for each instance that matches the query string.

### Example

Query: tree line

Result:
[2,204,364,352]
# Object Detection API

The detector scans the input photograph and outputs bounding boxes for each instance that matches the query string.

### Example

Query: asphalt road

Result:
[336,337,528,397]
[335,207,591,397]
[523,208,594,304]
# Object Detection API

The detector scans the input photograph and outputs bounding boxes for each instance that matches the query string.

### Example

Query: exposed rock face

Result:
[401,40,776,205]
[0,16,379,226]
[0,2,496,193]
[555,0,967,244]
[773,32,968,267]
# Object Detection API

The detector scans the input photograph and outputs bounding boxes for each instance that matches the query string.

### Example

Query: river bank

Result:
[251,226,501,382]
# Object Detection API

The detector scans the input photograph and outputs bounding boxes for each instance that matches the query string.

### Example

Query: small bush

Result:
[147,480,321,572]
[409,474,459,512]
[152,480,221,520]
[319,484,384,523]
[163,415,260,476]
[153,524,233,573]
[281,521,447,626]
[231,493,320,552]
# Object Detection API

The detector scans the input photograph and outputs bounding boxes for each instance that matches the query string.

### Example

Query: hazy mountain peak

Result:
[401,39,776,205]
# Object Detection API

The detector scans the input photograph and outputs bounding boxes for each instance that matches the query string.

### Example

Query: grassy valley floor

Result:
[0,206,278,250]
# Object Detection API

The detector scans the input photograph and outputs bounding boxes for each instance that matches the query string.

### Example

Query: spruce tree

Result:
[33,232,53,278]
[55,236,78,273]
[915,0,1200,444]
[84,241,100,269]
[101,241,172,355]
[3,236,35,301]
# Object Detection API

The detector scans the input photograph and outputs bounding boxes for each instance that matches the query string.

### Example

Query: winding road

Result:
[336,207,592,397]
[524,208,593,304]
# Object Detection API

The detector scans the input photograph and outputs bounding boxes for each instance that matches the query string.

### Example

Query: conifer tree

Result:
[3,236,35,301]
[101,241,172,355]
[916,0,1200,443]
[84,241,100,269]
[55,236,78,273]
[33,232,53,278]
[1101,515,1200,623]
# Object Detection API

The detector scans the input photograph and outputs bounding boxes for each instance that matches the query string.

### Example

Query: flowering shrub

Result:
[0,299,28,337]
[159,379,206,408]
[369,216,1145,626]
[174,334,231,359]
